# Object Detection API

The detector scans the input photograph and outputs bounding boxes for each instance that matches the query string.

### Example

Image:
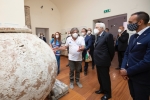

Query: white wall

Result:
[59,0,150,32]
[0,0,25,26]
[24,0,61,40]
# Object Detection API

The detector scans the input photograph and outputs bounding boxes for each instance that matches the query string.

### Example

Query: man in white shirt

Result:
[57,27,85,89]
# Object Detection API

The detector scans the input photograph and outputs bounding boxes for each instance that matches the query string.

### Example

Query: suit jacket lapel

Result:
[130,28,150,51]
[85,35,88,42]
[95,32,106,47]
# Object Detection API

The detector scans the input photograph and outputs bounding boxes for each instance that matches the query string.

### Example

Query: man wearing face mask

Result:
[94,23,115,100]
[115,26,129,70]
[87,28,95,69]
[81,28,92,75]
[58,27,85,89]
[39,33,46,42]
[120,12,150,100]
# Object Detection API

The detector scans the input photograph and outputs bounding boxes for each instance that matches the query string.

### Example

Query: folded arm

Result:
[118,33,129,43]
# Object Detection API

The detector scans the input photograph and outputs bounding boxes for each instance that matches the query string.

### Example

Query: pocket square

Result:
[137,42,142,45]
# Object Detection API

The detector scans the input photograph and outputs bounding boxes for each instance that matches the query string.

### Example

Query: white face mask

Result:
[94,29,99,35]
[56,35,59,38]
[72,33,78,38]
[118,29,122,33]
[87,31,91,34]
[81,32,85,36]
[87,31,91,35]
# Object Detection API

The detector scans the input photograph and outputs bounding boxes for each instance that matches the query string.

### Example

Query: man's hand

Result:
[122,75,129,80]
[120,69,127,76]
[52,47,58,51]
[77,46,83,52]
[120,69,129,80]
[55,46,67,51]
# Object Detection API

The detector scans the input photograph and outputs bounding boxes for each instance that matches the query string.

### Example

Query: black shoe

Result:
[80,69,82,72]
[115,67,120,70]
[84,71,87,76]
[95,90,104,94]
[101,95,111,100]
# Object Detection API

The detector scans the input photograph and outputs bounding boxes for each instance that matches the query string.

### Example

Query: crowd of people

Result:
[40,11,150,100]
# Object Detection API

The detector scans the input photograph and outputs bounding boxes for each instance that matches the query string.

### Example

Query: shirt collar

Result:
[121,30,125,34]
[99,31,104,36]
[84,35,87,38]
[88,34,92,36]
[137,26,150,36]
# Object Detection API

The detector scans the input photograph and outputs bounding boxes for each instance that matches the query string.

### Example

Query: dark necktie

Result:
[96,36,100,42]
[133,34,139,45]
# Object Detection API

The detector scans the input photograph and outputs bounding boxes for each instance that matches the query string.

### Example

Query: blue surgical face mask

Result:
[127,22,139,31]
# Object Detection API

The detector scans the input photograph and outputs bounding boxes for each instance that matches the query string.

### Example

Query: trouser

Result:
[89,49,95,68]
[118,51,125,68]
[84,62,88,72]
[55,55,60,74]
[82,51,88,72]
[69,60,82,82]
[128,79,150,100]
[96,65,111,98]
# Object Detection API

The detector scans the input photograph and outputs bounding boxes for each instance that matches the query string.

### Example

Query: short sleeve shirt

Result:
[51,40,61,56]
[65,36,85,61]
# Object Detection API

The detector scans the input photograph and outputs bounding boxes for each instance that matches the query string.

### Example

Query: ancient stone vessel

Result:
[0,26,57,100]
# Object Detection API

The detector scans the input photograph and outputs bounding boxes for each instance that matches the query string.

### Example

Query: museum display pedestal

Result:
[47,79,69,100]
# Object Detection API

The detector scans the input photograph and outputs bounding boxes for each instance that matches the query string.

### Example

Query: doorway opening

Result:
[36,28,49,44]
[93,13,127,39]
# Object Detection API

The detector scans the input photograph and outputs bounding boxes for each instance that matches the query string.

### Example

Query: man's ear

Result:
[138,20,143,25]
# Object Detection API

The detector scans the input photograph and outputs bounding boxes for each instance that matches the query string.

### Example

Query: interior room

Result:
[0,0,150,100]
[93,14,127,38]
[36,28,49,44]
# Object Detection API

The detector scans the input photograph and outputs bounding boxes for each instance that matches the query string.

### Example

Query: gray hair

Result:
[70,27,79,34]
[96,23,106,30]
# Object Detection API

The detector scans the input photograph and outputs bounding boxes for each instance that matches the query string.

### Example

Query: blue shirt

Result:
[51,40,61,55]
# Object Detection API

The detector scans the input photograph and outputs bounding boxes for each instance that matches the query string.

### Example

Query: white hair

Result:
[96,23,106,30]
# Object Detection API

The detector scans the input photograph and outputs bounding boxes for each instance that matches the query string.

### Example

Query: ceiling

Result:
[49,0,71,11]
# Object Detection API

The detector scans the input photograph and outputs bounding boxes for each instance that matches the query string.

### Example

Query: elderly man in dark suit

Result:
[115,26,129,70]
[120,12,150,100]
[94,23,115,100]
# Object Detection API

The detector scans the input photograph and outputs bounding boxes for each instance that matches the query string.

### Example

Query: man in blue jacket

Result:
[120,11,150,100]
[81,28,92,75]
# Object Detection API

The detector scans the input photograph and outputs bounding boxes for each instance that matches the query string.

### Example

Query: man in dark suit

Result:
[87,28,95,69]
[94,23,115,100]
[81,28,92,75]
[120,11,150,100]
[39,33,46,42]
[115,26,129,70]
[105,28,116,42]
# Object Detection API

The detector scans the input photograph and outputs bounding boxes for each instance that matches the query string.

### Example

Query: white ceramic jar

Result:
[0,27,57,100]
